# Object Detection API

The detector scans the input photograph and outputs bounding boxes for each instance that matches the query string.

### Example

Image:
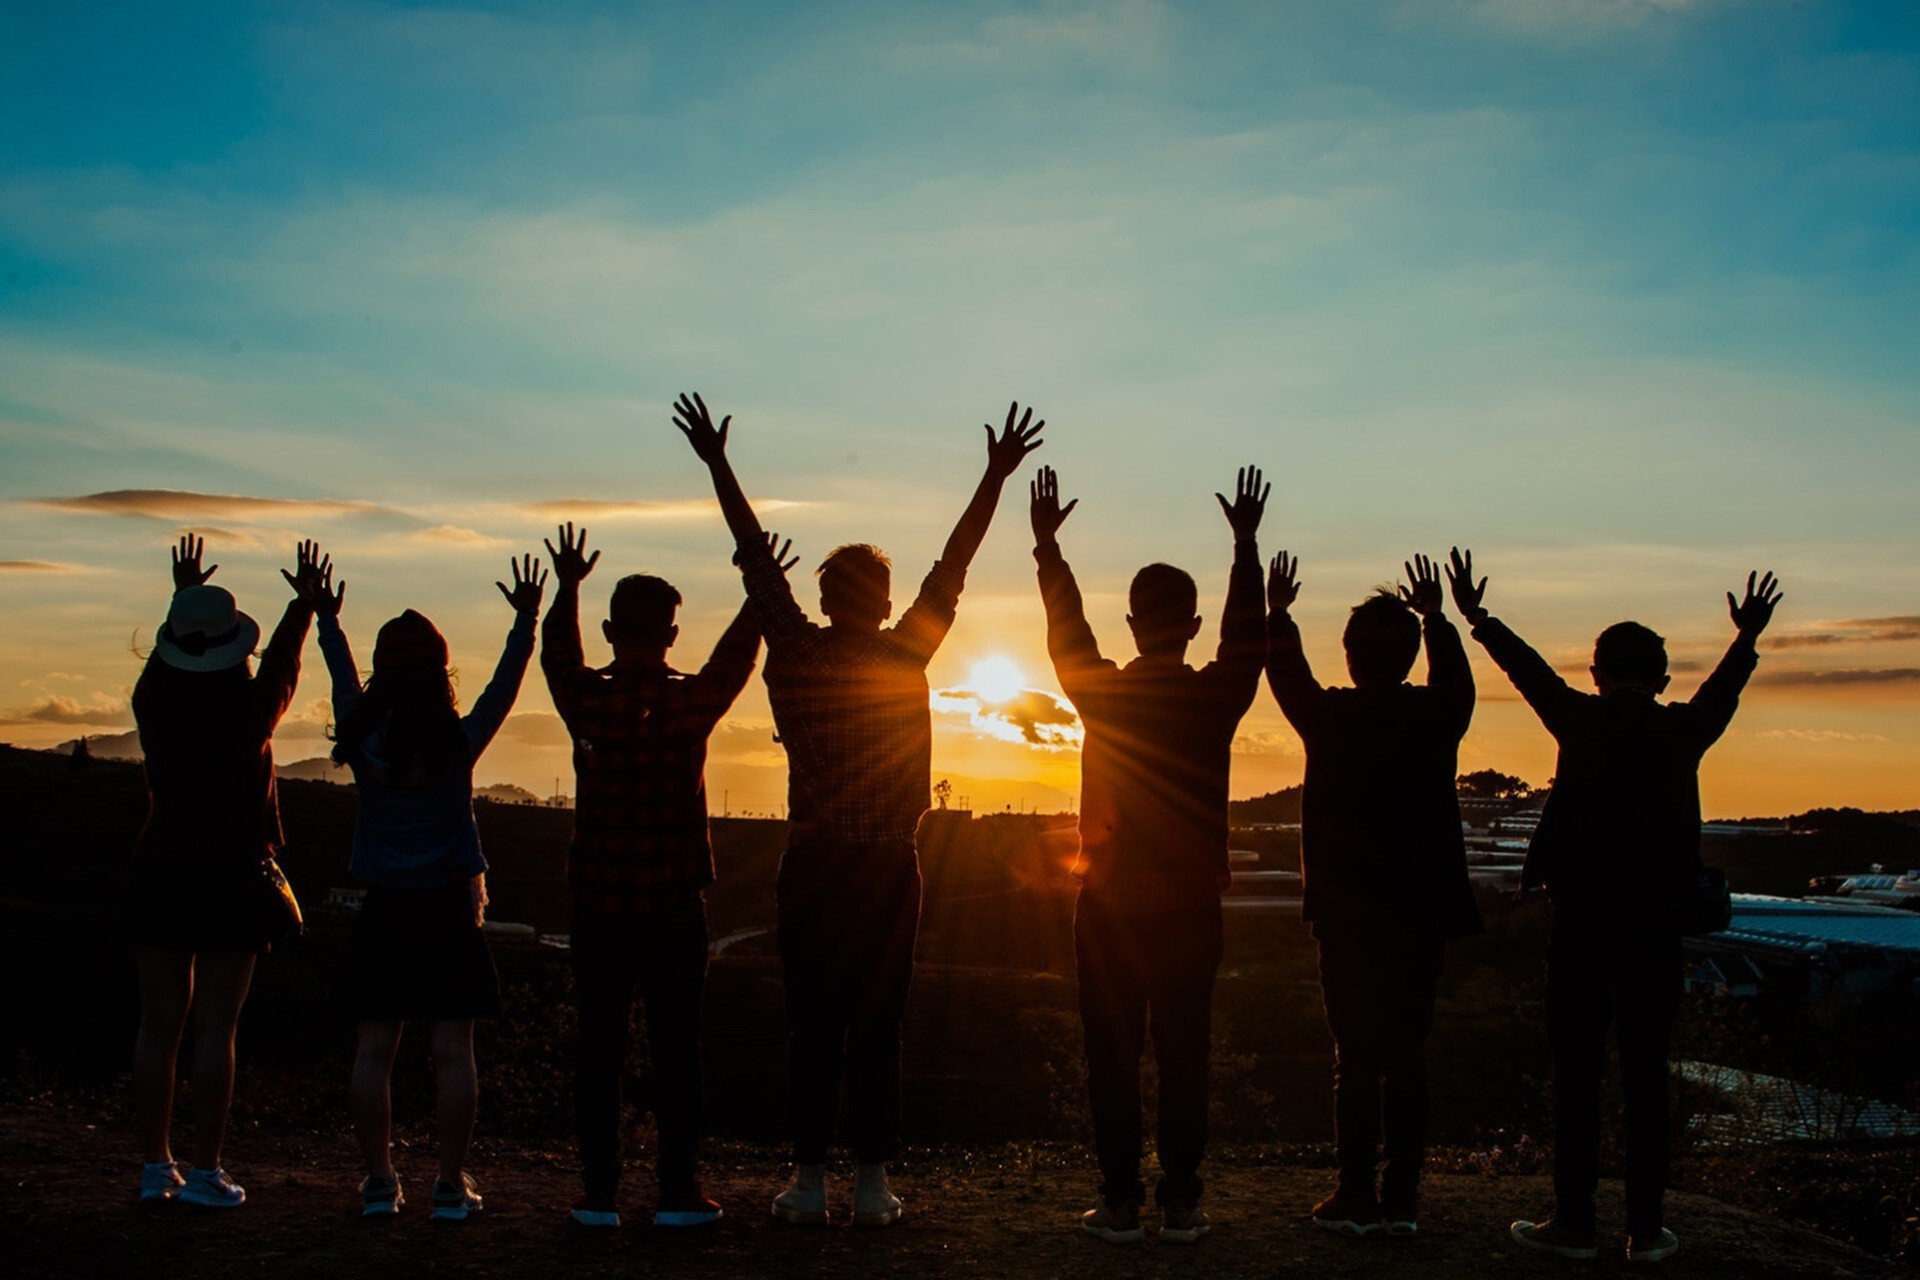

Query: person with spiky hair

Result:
[1452,551,1783,1265]
[541,521,791,1231]
[1264,553,1479,1240]
[675,392,1044,1228]
[1031,464,1268,1246]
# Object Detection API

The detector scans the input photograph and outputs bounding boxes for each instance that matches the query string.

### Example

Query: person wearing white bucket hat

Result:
[124,534,330,1211]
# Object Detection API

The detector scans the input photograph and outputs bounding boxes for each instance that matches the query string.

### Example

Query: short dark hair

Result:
[1593,621,1667,685]
[608,574,682,642]
[1128,563,1198,623]
[1343,589,1421,685]
[818,543,891,620]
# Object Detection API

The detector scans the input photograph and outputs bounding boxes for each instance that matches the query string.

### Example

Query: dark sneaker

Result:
[655,1190,724,1228]
[1381,1196,1417,1237]
[1160,1203,1211,1243]
[140,1161,185,1205]
[1628,1227,1679,1263]
[1511,1217,1599,1260]
[431,1173,483,1222]
[178,1166,246,1208]
[1312,1188,1380,1237]
[1080,1200,1145,1243]
[360,1173,403,1218]
[570,1196,620,1228]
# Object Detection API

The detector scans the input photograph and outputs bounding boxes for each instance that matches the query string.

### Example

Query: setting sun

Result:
[968,656,1026,705]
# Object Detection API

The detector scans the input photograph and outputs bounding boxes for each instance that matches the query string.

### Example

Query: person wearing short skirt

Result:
[315,552,545,1220]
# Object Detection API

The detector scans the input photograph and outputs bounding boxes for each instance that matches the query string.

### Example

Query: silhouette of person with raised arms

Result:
[541,521,795,1231]
[1265,552,1479,1238]
[675,392,1045,1228]
[124,534,327,1209]
[1449,550,1783,1265]
[1031,463,1268,1245]
[316,552,547,1222]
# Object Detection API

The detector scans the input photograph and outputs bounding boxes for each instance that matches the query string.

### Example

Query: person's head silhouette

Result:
[1343,590,1421,688]
[605,574,682,660]
[1590,621,1670,696]
[333,610,465,779]
[818,544,892,632]
[1126,563,1202,661]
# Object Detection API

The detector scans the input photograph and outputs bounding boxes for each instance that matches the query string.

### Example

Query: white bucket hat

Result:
[155,585,260,672]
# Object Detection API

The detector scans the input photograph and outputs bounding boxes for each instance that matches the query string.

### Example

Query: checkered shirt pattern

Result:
[739,545,965,845]
[543,595,758,915]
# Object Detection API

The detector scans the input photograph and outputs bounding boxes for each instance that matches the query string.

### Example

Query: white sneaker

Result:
[140,1161,185,1204]
[178,1166,246,1208]
[852,1162,902,1227]
[772,1164,829,1226]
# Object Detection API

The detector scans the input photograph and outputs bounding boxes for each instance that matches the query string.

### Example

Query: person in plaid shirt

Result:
[541,521,794,1231]
[674,391,1045,1228]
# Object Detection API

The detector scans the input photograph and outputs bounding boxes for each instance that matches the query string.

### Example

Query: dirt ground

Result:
[0,1102,1902,1280]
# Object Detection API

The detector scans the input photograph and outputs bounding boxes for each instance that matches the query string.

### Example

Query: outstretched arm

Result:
[1449,547,1577,736]
[673,391,765,550]
[673,393,817,653]
[893,403,1048,662]
[938,401,1047,572]
[540,522,597,721]
[1211,465,1268,681]
[1688,570,1782,747]
[1030,466,1114,702]
[1264,551,1325,732]
[467,554,545,759]
[1405,552,1473,735]
[255,539,326,733]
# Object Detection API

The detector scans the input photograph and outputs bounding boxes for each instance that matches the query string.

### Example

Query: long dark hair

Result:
[330,669,468,782]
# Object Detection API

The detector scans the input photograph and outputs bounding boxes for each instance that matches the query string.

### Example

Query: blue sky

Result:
[3,0,1917,813]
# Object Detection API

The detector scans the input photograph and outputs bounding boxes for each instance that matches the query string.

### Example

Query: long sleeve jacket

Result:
[320,611,534,887]
[1267,609,1481,939]
[132,598,311,864]
[1040,539,1265,910]
[543,587,759,912]
[1471,615,1758,917]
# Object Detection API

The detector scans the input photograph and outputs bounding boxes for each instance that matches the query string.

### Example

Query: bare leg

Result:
[429,1020,477,1184]
[351,1022,404,1181]
[133,947,194,1165]
[185,951,256,1171]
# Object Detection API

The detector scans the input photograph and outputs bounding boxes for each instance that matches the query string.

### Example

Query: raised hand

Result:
[280,539,342,615]
[736,530,801,574]
[1727,570,1783,638]
[171,534,216,590]
[671,391,731,465]
[1445,547,1488,624]
[1399,553,1444,618]
[496,553,549,616]
[544,522,600,586]
[1268,551,1301,613]
[1030,465,1078,545]
[1215,465,1270,543]
[985,401,1046,481]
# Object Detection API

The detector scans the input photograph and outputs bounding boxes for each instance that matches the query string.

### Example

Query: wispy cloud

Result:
[1440,0,1715,40]
[495,711,568,745]
[1765,617,1920,650]
[1752,668,1920,688]
[0,693,132,727]
[35,489,382,522]
[0,560,76,572]
[517,498,809,521]
[934,685,1082,749]
[1753,728,1892,744]
[1232,729,1305,759]
[413,524,514,549]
